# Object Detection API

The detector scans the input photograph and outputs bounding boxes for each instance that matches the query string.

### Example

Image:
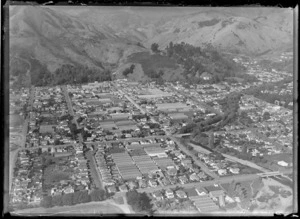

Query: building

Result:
[176,190,187,199]
[204,185,225,199]
[200,72,213,81]
[111,113,130,121]
[156,103,192,113]
[39,125,54,134]
[168,113,189,122]
[278,160,289,167]
[195,186,207,196]
[119,185,128,192]
[107,185,117,193]
[152,191,164,201]
[165,189,174,199]
[53,152,73,158]
[144,146,167,157]
[190,195,220,212]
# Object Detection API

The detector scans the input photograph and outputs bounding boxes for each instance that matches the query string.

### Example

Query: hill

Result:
[9,6,293,86]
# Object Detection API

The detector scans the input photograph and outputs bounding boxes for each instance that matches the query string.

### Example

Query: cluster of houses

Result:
[10,150,43,206]
[239,95,293,151]
[48,148,91,197]
[90,137,212,194]
[66,83,167,142]
[151,184,226,213]
[9,88,30,115]
[197,152,241,176]
[26,87,76,148]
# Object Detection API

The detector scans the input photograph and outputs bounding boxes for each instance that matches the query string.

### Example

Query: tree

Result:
[40,196,52,208]
[126,191,153,214]
[90,189,106,202]
[151,43,159,53]
[62,193,74,206]
[122,64,135,77]
[263,111,271,121]
[52,195,63,206]
[242,145,248,154]
[54,139,60,145]
[73,190,91,204]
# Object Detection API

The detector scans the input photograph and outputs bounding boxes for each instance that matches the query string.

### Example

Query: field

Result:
[263,153,293,164]
[9,114,24,127]
[43,157,73,186]
[251,178,293,215]
[12,201,126,216]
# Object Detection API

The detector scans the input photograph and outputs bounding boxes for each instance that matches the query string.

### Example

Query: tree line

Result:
[160,41,245,84]
[31,64,112,87]
[126,191,153,215]
[40,189,107,208]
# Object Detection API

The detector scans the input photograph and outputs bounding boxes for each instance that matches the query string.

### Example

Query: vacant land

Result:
[251,178,293,215]
[12,200,125,216]
[43,157,73,186]
[10,114,24,127]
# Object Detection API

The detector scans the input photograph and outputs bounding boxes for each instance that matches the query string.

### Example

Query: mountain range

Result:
[10,6,293,81]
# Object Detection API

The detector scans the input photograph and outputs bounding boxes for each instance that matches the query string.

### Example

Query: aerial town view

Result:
[7,5,295,216]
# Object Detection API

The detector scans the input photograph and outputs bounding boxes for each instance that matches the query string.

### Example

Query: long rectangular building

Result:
[112,152,141,180]
[156,102,192,112]
[132,155,159,174]
[189,195,220,212]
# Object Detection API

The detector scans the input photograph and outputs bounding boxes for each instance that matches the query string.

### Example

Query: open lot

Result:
[12,201,125,216]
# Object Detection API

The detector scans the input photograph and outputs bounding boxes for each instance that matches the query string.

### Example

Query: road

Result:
[61,86,83,143]
[137,173,259,193]
[112,82,156,123]
[62,85,107,190]
[221,153,271,173]
[84,135,168,145]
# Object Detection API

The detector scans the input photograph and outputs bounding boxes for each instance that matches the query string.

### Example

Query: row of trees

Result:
[40,189,106,208]
[161,41,246,84]
[31,64,112,87]
[182,92,243,145]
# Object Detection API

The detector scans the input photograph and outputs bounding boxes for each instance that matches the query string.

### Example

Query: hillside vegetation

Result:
[10,6,292,86]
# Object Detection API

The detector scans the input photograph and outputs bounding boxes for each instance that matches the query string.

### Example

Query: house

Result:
[64,186,74,194]
[228,167,240,174]
[200,72,213,81]
[107,185,117,194]
[204,185,224,199]
[175,190,187,199]
[184,188,198,198]
[166,167,177,176]
[178,175,189,184]
[127,181,138,190]
[119,184,128,192]
[217,169,227,176]
[278,160,289,167]
[195,186,207,196]
[148,179,158,187]
[138,179,147,188]
[152,191,164,201]
[165,189,174,199]
[181,158,192,167]
[189,173,200,181]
